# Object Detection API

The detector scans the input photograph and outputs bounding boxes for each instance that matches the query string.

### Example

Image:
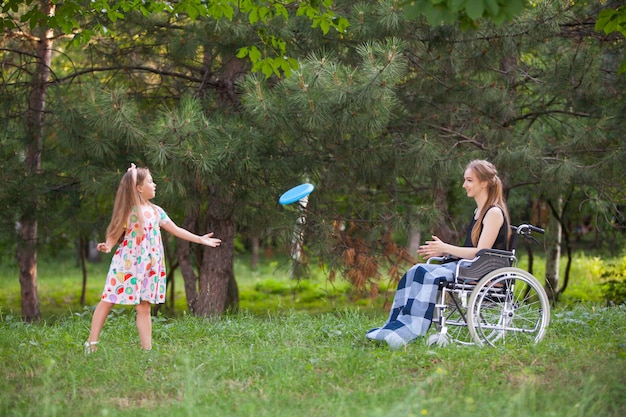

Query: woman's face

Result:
[462,168,487,199]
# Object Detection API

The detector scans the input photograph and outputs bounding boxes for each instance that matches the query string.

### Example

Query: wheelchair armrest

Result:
[429,249,513,266]
[427,256,460,264]
[475,248,514,258]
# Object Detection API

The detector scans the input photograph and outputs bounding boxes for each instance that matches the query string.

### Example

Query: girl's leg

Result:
[135,301,152,350]
[87,301,114,350]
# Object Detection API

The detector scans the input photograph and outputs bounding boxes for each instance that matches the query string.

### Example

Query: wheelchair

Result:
[427,224,550,347]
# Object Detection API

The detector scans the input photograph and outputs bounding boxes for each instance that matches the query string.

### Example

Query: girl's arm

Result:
[417,207,504,260]
[96,234,123,254]
[160,220,221,247]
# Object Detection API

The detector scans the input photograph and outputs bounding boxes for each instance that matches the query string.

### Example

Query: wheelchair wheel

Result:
[432,287,474,346]
[467,267,550,347]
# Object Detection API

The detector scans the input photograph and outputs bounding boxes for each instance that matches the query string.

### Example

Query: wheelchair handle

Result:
[514,224,545,235]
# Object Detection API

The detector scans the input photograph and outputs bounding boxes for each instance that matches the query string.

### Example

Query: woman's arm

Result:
[160,220,221,247]
[417,207,504,260]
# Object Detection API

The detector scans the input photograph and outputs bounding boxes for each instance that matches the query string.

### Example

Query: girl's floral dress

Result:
[101,204,171,305]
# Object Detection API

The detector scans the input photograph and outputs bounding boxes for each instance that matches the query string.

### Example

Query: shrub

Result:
[601,255,626,306]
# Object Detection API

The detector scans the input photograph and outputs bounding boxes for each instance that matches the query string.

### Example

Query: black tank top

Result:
[463,207,508,250]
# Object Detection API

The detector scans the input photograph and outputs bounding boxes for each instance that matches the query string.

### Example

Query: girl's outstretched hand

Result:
[96,242,111,253]
[199,232,221,247]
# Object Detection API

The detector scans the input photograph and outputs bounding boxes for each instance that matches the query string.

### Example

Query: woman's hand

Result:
[198,232,221,247]
[417,235,447,259]
[96,242,111,253]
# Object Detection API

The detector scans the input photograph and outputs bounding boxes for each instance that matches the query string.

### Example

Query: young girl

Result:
[366,159,510,348]
[85,163,221,353]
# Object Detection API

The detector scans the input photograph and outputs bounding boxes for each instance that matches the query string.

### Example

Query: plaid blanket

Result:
[366,262,457,349]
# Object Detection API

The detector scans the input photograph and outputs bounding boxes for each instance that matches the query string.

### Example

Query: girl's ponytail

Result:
[105,164,148,243]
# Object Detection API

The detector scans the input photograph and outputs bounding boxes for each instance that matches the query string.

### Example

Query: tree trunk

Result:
[189,48,243,316]
[177,193,239,317]
[202,186,238,316]
[18,1,55,322]
[407,225,421,256]
[178,211,202,314]
[18,221,40,322]
[79,237,88,306]
[545,197,562,302]
[432,185,456,244]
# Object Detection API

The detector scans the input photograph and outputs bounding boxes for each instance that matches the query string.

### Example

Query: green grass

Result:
[0,305,624,417]
[0,251,625,416]
[0,252,393,318]
[1,250,619,319]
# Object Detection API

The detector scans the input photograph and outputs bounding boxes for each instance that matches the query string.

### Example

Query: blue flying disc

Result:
[279,183,315,205]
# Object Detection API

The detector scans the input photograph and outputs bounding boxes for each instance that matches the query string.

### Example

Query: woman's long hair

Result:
[467,160,511,247]
[105,167,150,243]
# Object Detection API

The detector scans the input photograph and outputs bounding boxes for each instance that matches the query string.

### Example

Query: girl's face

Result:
[462,168,487,199]
[137,173,156,200]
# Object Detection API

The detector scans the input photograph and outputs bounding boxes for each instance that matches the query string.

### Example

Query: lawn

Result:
[0,252,625,417]
[0,252,390,318]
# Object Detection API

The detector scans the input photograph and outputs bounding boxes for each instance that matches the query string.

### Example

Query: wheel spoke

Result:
[467,268,550,347]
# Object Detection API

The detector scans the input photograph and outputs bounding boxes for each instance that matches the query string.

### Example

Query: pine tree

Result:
[3,0,624,317]
[240,0,626,299]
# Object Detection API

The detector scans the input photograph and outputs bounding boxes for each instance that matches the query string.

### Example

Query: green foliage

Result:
[562,255,606,304]
[0,249,620,319]
[514,252,626,307]
[3,0,626,310]
[0,0,350,78]
[402,0,528,27]
[596,5,626,37]
[600,256,626,306]
[595,5,626,73]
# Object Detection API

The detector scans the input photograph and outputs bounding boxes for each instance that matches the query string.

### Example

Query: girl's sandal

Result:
[84,341,98,355]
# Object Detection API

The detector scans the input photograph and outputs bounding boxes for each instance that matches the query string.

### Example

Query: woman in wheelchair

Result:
[366,159,511,348]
